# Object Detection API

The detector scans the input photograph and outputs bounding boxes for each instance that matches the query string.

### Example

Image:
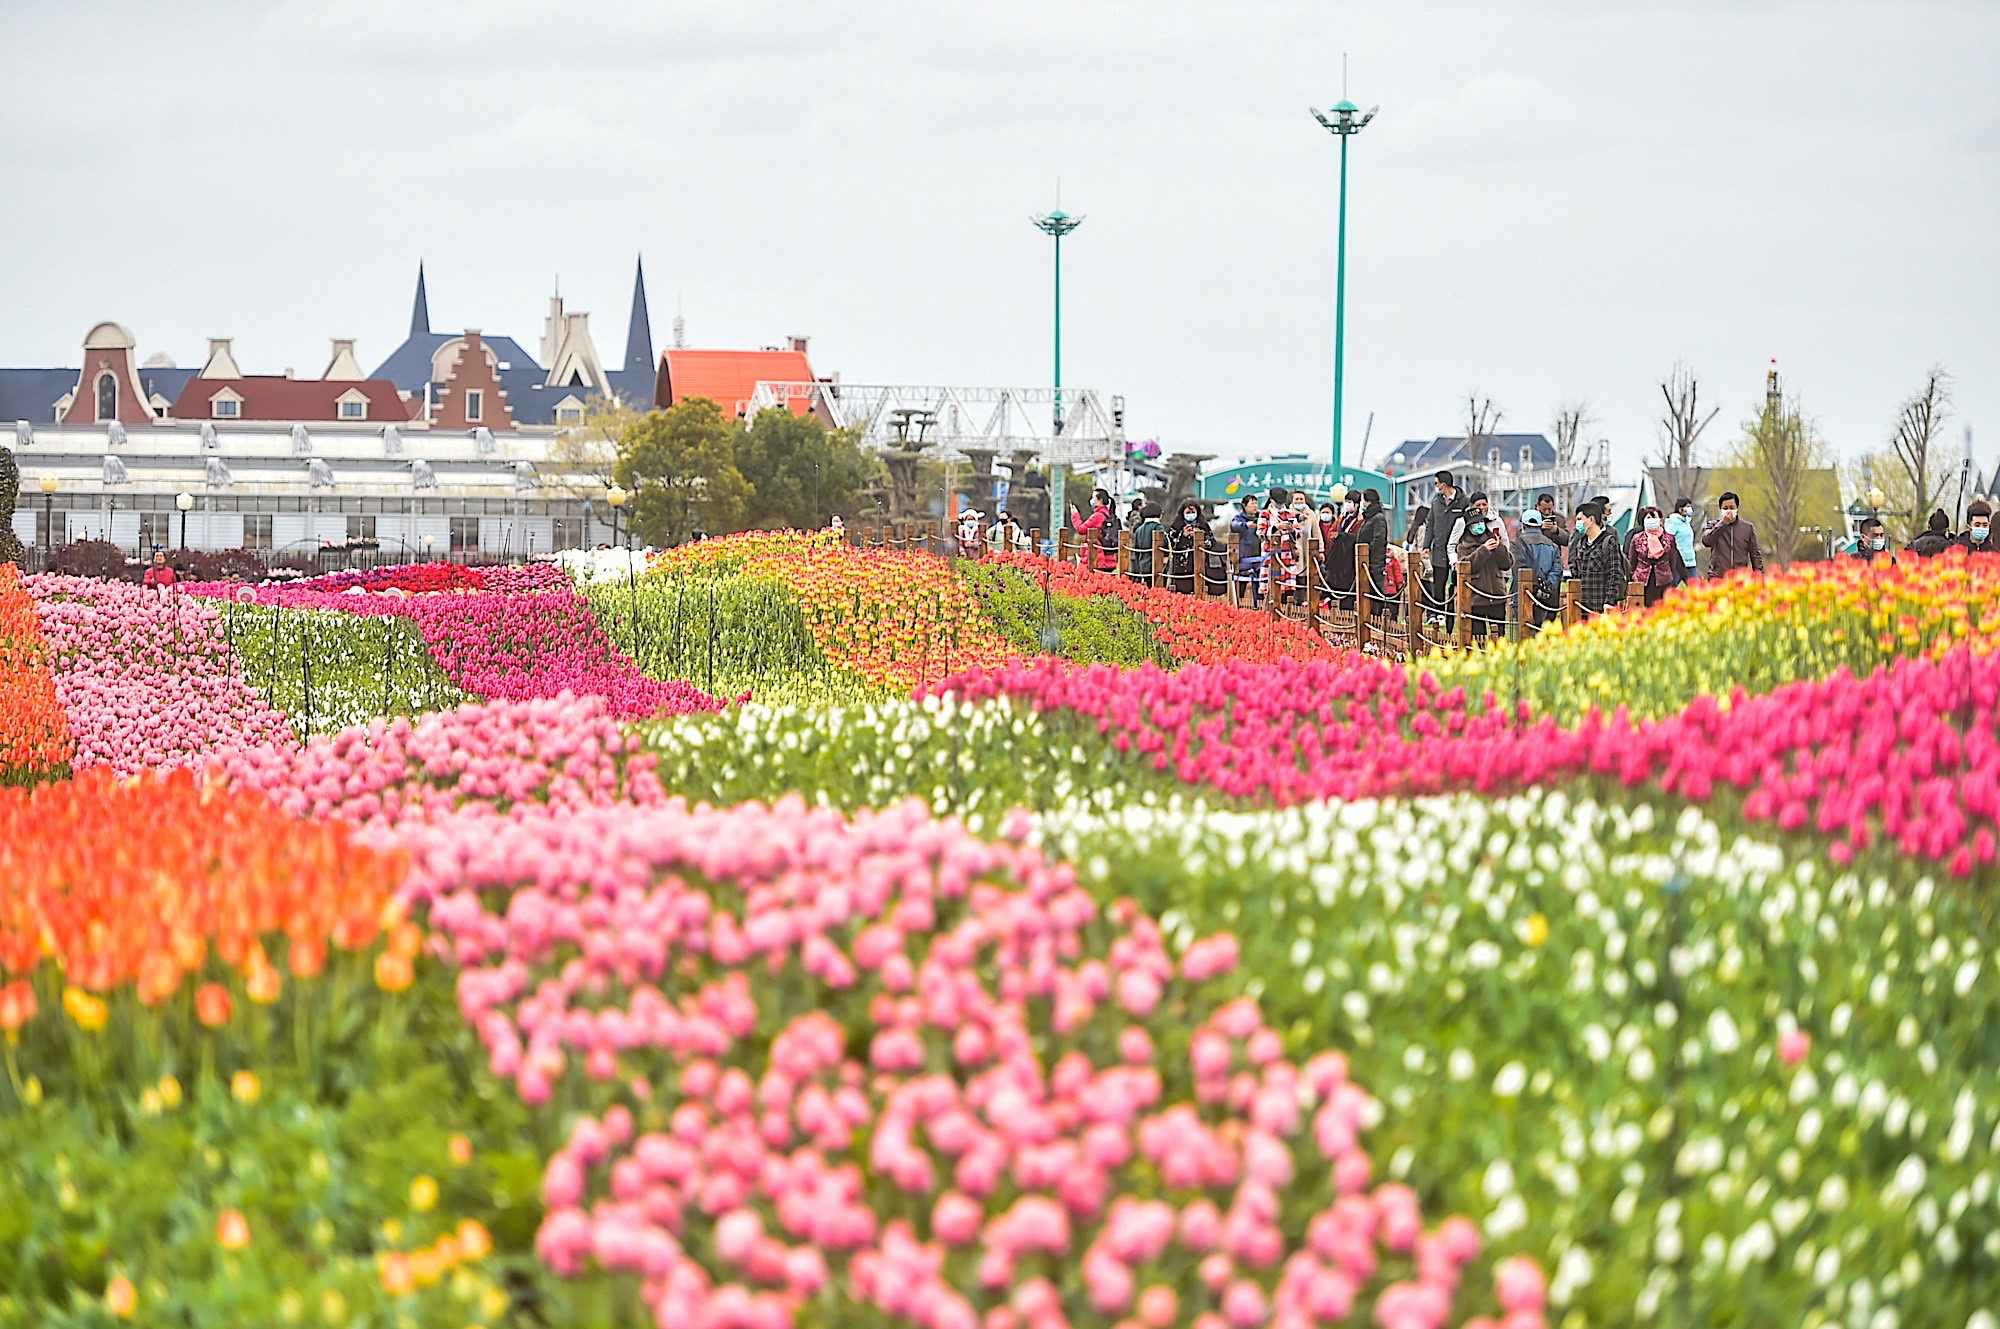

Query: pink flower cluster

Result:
[26,575,296,774]
[399,795,1537,1329]
[931,647,2000,875]
[215,692,668,829]
[201,582,726,720]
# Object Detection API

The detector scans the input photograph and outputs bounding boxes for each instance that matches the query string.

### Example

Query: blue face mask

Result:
[1974,527,1991,542]
[1469,522,1487,537]
[1871,538,1887,551]
[1644,517,1662,532]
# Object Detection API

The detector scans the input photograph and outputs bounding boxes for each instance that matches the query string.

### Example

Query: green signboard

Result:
[1197,457,1392,504]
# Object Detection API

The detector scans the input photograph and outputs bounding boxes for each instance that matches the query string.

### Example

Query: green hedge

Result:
[957,560,1170,668]
[222,605,462,739]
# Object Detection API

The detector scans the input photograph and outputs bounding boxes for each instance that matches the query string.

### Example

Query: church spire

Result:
[410,262,431,337]
[623,255,654,375]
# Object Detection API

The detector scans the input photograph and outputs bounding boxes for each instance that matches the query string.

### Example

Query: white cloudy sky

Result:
[3,0,1995,477]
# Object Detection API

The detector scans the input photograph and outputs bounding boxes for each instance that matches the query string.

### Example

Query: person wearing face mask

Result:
[1664,498,1699,579]
[1700,491,1765,576]
[1512,510,1563,629]
[1425,472,1468,631]
[1955,500,1995,557]
[1230,494,1265,605]
[1572,501,1629,615]
[1070,488,1116,571]
[1533,493,1571,559]
[1627,505,1689,605]
[1908,509,1953,557]
[1320,497,1361,610]
[1453,504,1514,638]
[1849,516,1897,565]
[1167,500,1203,594]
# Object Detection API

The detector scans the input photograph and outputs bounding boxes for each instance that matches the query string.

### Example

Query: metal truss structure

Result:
[744,382,1125,466]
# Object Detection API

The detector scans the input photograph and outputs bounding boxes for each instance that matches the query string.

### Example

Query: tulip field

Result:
[2,537,1998,1329]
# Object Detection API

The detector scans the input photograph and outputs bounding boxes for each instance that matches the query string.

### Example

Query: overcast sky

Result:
[3,0,1995,478]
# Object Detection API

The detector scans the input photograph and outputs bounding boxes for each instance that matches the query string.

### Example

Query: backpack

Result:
[1524,537,1562,595]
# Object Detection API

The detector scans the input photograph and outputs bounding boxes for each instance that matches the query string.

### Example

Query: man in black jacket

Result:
[1354,489,1390,613]
[1572,500,1628,616]
[1908,510,1953,557]
[1426,471,1468,629]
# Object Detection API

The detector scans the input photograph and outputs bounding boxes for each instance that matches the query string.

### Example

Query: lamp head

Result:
[1867,485,1886,510]
[39,473,58,495]
[607,484,629,508]
[176,491,194,512]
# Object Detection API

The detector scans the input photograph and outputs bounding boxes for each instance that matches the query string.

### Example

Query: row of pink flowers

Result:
[197,581,728,720]
[928,646,2000,875]
[388,793,1543,1329]
[27,575,296,774]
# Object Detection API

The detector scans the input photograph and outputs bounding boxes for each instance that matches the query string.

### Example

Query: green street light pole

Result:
[1031,208,1085,434]
[1311,92,1377,477]
[1031,206,1084,539]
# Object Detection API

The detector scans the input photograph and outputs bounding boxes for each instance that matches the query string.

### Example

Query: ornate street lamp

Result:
[38,474,57,555]
[1311,75,1378,476]
[175,491,194,552]
[606,483,629,551]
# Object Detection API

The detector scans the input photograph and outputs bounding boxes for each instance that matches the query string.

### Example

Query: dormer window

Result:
[213,398,240,418]
[336,389,369,421]
[556,406,583,424]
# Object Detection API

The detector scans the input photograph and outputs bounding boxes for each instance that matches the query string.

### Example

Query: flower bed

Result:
[0,564,72,784]
[651,532,1021,690]
[27,575,296,774]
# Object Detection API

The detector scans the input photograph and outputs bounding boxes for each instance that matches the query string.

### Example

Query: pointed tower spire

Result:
[623,255,654,375]
[410,262,431,338]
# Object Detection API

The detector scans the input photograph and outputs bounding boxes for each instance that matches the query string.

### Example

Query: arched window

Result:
[96,371,118,421]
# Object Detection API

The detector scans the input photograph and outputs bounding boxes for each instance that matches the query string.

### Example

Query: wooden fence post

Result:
[1195,530,1209,600]
[1057,527,1072,564]
[1226,531,1240,604]
[1029,527,1042,557]
[1626,581,1645,612]
[1563,579,1581,627]
[1456,576,1473,649]
[1267,542,1281,621]
[1117,529,1131,578]
[1517,573,1535,638]
[1354,542,1371,653]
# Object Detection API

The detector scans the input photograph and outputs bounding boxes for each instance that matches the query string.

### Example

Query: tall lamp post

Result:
[1032,206,1084,526]
[39,474,57,557]
[606,484,629,551]
[1311,86,1378,476]
[175,491,194,553]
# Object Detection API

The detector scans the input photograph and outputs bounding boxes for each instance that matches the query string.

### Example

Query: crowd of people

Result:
[938,473,1998,646]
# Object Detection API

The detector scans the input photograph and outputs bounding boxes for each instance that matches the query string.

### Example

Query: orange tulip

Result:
[194,983,233,1029]
[104,1275,137,1318]
[378,1250,414,1295]
[374,951,414,993]
[456,1217,493,1261]
[215,1208,251,1251]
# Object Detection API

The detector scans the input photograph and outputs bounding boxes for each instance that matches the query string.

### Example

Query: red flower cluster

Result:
[0,768,404,1006]
[933,647,2000,875]
[283,561,571,596]
[983,553,1344,667]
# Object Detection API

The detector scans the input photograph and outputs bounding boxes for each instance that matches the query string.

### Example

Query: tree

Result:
[1882,366,1953,544]
[1654,364,1718,516]
[613,400,752,547]
[0,446,23,566]
[1551,400,1594,468]
[543,396,637,502]
[732,410,879,531]
[1726,384,1829,568]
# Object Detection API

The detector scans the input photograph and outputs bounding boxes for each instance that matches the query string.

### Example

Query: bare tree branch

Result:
[1884,365,1953,542]
[1655,362,1718,516]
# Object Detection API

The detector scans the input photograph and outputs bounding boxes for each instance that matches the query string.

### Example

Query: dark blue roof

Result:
[0,369,80,425]
[138,367,197,406]
[1394,434,1557,474]
[606,367,656,410]
[370,332,456,394]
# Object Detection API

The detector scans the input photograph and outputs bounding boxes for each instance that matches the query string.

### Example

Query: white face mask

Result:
[1645,517,1662,531]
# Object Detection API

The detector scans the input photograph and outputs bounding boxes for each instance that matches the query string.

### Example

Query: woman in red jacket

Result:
[1626,505,1689,606]
[1070,489,1116,571]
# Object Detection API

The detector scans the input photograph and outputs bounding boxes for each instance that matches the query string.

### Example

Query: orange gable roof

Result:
[658,349,814,419]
